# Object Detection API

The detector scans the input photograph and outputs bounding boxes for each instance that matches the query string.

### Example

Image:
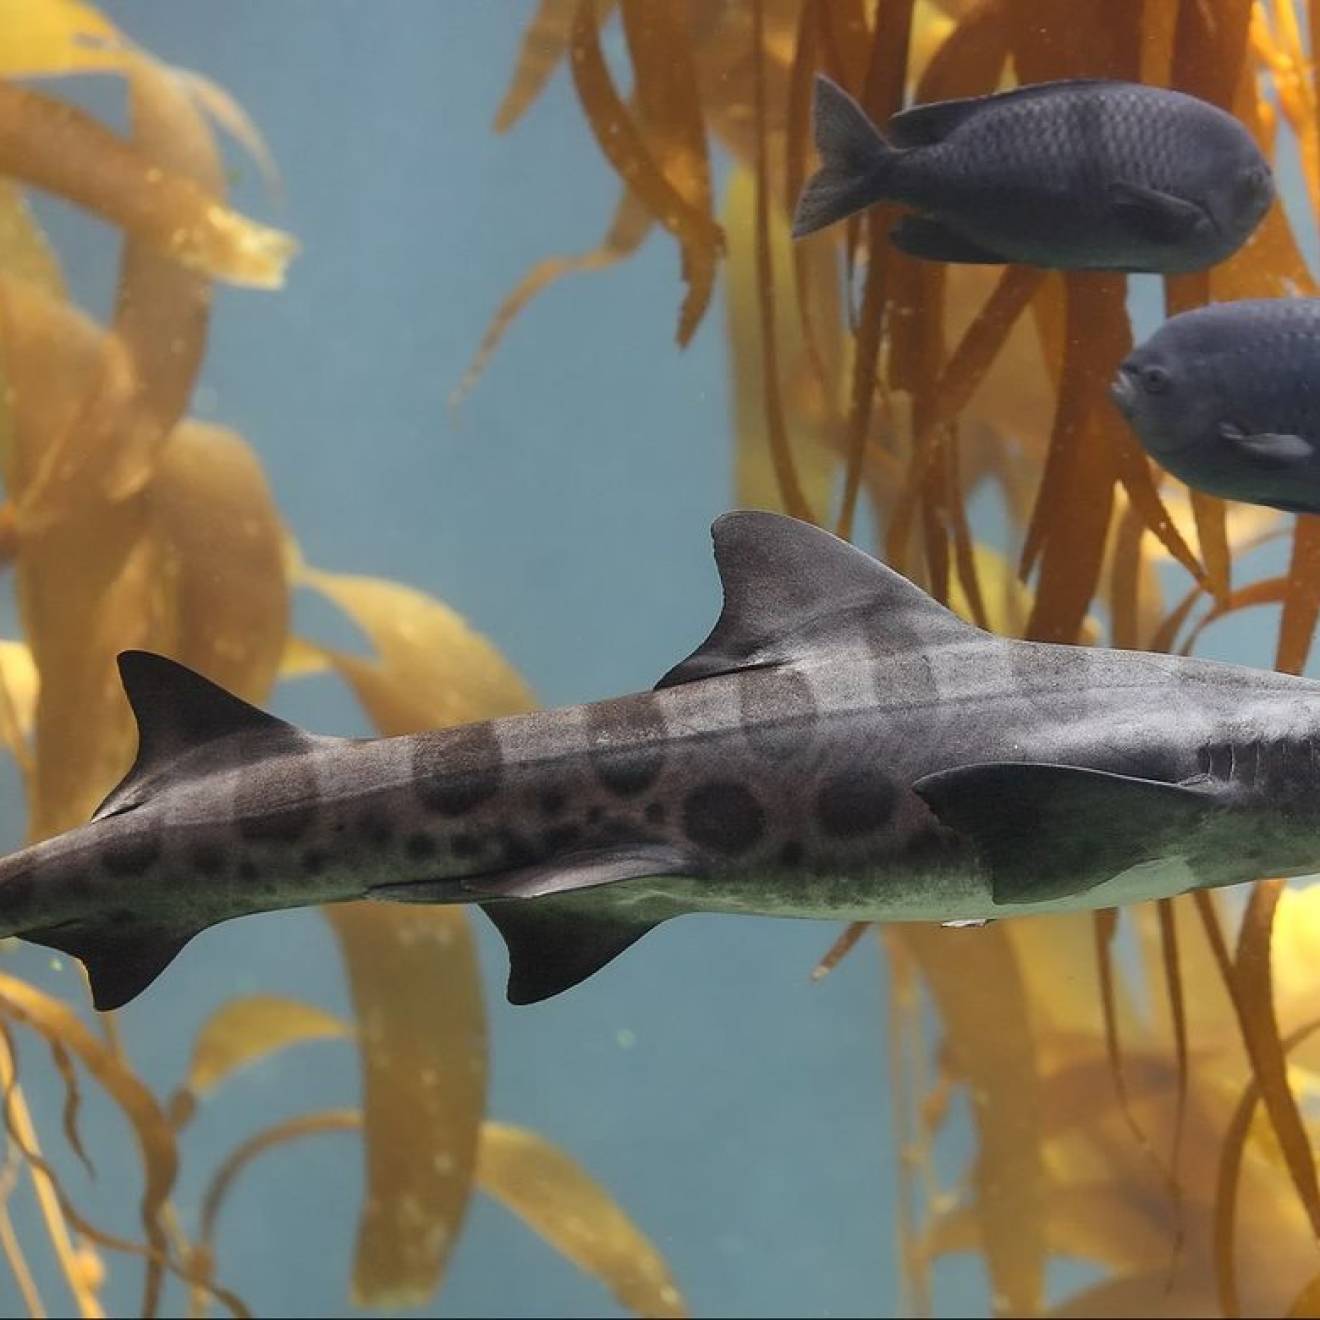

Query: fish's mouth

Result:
[1109,368,1137,417]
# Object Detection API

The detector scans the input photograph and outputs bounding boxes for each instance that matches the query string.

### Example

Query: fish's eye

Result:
[1141,365,1171,395]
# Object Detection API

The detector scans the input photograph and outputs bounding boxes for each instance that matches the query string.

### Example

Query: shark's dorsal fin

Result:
[94,652,297,821]
[657,511,978,689]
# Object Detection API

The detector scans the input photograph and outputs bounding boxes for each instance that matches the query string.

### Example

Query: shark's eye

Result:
[1142,365,1171,395]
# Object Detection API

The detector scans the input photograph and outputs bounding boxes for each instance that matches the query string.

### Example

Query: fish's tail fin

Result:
[792,75,898,238]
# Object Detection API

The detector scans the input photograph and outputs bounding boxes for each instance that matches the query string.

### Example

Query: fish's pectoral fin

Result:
[657,511,982,688]
[913,762,1225,906]
[23,922,195,1011]
[889,215,1009,265]
[1218,422,1314,467]
[479,897,660,1004]
[1106,181,1208,245]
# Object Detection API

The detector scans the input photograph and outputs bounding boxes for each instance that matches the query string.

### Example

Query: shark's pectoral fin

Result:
[23,922,195,1011]
[913,762,1225,906]
[461,844,695,900]
[479,898,660,1004]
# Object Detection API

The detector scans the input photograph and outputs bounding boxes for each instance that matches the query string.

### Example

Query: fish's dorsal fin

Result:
[886,77,1117,146]
[94,652,297,820]
[657,511,979,689]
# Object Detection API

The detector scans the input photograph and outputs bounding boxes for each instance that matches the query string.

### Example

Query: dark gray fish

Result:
[4,512,1320,1011]
[1112,298,1320,512]
[793,75,1273,273]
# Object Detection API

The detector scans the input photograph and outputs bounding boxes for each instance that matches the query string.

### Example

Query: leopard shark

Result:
[2,510,1318,1011]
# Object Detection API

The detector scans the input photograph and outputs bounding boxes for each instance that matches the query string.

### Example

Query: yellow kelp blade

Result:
[0,82,295,287]
[0,972,177,1312]
[167,996,350,1128]
[105,53,223,506]
[0,0,125,77]
[476,1122,688,1318]
[294,563,536,728]
[288,561,536,1304]
[0,179,64,297]
[145,422,290,701]
[325,905,486,1307]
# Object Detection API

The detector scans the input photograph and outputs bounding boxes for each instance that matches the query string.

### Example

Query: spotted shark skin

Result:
[4,511,1320,1010]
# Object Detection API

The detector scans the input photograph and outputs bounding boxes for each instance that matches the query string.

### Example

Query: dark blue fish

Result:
[793,75,1273,273]
[1112,298,1320,513]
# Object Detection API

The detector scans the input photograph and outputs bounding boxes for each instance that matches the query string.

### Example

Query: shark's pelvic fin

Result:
[479,898,659,1004]
[95,652,301,821]
[25,922,193,1011]
[657,511,979,689]
[913,762,1226,905]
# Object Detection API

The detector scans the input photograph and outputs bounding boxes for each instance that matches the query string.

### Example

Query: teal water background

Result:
[5,4,1308,1317]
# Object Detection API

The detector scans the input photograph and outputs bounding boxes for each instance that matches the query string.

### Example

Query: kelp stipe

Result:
[474,1,1320,1313]
[0,4,684,1316]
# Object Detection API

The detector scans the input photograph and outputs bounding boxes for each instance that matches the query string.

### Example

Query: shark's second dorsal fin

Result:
[94,652,298,820]
[656,511,979,689]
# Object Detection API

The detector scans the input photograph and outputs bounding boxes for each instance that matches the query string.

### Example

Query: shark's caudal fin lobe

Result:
[792,75,896,237]
[658,511,979,688]
[913,762,1225,905]
[24,923,194,1011]
[479,899,658,1004]
[95,652,300,820]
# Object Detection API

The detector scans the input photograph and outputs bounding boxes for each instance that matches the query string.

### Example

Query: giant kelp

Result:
[473,0,1320,1314]
[0,3,685,1316]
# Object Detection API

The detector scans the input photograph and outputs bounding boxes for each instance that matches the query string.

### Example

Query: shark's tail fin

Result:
[792,75,899,238]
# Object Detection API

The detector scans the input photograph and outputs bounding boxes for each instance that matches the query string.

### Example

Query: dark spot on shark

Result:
[586,697,667,796]
[543,823,583,853]
[451,833,479,859]
[816,769,898,838]
[190,843,227,877]
[587,806,605,825]
[301,848,327,875]
[644,802,666,826]
[738,667,816,760]
[683,782,765,856]
[539,788,566,816]
[109,907,136,925]
[779,840,805,867]
[405,832,437,861]
[499,830,537,868]
[413,723,503,816]
[64,872,93,899]
[239,805,315,845]
[238,859,259,882]
[357,808,393,847]
[101,832,161,877]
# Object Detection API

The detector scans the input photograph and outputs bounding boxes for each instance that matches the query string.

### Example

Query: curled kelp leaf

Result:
[477,1122,688,1319]
[0,971,177,1313]
[0,83,295,287]
[294,562,536,729]
[167,996,350,1129]
[0,0,125,77]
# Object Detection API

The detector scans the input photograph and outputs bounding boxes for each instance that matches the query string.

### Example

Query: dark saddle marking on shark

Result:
[914,762,1229,904]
